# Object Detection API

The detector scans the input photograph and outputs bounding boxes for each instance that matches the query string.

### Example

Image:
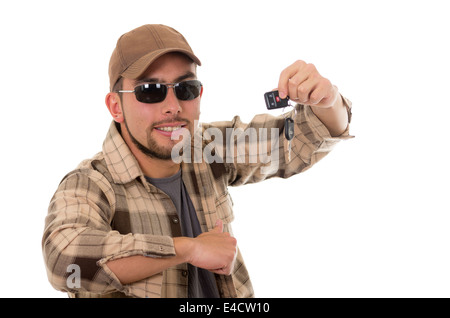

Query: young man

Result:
[42,24,352,298]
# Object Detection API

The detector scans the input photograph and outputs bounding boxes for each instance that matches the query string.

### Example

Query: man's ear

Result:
[105,92,124,123]
[200,85,204,98]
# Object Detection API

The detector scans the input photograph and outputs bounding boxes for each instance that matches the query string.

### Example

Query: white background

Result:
[1,0,449,298]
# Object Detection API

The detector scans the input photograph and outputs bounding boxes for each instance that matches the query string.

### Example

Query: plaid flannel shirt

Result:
[42,101,352,298]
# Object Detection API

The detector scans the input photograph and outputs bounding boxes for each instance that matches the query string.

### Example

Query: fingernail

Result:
[279,91,287,99]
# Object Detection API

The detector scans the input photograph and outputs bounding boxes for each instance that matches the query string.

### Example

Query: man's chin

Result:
[146,139,185,161]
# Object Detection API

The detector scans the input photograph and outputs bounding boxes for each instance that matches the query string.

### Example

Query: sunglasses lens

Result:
[135,84,167,103]
[175,80,202,101]
[133,80,202,103]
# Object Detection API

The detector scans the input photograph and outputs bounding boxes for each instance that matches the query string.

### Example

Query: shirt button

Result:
[172,216,179,224]
[182,270,188,277]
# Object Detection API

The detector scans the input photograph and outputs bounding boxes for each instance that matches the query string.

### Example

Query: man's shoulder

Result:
[56,151,118,206]
[61,151,113,188]
[75,151,105,171]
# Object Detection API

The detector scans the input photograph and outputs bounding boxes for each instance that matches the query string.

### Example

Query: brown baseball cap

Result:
[108,24,201,91]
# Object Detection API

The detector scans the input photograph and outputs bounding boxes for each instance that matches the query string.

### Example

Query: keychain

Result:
[264,90,296,161]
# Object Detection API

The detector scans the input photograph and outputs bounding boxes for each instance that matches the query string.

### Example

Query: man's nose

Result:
[161,87,181,115]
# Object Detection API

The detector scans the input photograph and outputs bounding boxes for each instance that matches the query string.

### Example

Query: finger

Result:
[210,266,231,276]
[278,60,307,99]
[210,268,225,275]
[308,78,333,106]
[213,219,223,233]
[293,74,323,103]
[290,73,313,102]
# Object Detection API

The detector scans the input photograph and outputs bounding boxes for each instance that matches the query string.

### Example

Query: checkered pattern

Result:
[42,100,352,298]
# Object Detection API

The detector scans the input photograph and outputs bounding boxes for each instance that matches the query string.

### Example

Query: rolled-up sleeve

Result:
[42,170,175,297]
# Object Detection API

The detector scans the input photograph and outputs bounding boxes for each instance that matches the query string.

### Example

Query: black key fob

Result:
[264,90,290,110]
[284,117,295,141]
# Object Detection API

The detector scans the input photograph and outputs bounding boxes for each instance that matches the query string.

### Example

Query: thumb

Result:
[213,219,223,233]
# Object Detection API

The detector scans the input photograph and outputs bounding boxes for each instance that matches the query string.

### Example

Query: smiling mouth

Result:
[155,125,184,132]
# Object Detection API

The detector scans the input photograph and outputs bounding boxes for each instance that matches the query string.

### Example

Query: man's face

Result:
[119,53,201,160]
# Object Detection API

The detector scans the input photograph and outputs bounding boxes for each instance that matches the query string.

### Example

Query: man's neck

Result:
[138,155,181,179]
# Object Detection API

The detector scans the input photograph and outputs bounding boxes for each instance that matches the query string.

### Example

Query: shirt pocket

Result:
[215,191,235,224]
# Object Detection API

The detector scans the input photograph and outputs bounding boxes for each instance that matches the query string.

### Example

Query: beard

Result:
[123,114,190,161]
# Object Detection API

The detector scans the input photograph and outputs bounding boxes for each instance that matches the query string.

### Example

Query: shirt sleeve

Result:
[203,96,353,186]
[42,169,175,297]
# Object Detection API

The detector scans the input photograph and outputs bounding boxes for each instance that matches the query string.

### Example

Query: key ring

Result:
[282,100,297,117]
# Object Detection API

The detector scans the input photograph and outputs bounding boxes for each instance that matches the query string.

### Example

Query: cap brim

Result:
[121,49,202,80]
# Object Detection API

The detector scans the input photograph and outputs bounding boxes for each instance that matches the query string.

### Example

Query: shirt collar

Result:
[102,121,147,186]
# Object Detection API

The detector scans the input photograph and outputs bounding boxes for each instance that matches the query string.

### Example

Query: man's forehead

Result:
[131,71,197,86]
[133,53,196,83]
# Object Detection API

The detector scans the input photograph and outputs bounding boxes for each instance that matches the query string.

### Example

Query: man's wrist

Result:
[173,236,194,264]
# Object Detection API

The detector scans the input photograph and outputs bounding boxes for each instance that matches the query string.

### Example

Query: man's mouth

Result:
[155,125,184,132]
[153,122,188,137]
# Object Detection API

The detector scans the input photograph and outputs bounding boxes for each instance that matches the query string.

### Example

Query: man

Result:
[42,24,352,298]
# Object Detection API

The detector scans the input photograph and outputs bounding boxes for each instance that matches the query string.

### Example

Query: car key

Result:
[285,117,294,161]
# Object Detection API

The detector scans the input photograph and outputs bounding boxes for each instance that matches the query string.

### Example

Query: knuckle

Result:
[294,59,306,67]
[309,93,320,104]
[311,72,322,81]
[322,78,332,87]
[297,85,307,94]
[306,63,316,72]
[289,76,300,86]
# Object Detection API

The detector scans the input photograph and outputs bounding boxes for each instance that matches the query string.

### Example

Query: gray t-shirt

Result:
[145,170,220,298]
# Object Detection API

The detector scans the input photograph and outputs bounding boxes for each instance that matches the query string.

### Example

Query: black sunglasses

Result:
[118,80,202,104]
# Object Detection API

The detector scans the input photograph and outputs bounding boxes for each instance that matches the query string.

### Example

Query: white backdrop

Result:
[1,0,449,297]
